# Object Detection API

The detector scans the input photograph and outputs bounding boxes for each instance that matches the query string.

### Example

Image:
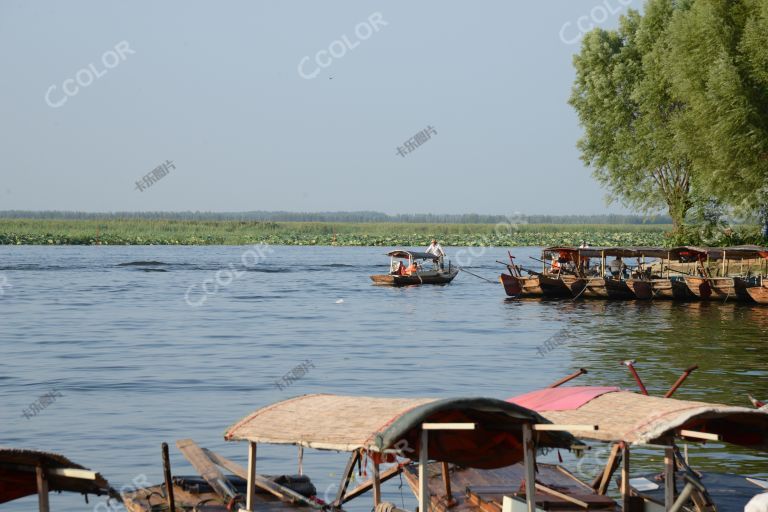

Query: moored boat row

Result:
[9,365,766,512]
[500,245,768,304]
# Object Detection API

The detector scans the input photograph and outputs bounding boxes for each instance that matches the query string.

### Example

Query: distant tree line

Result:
[0,210,674,225]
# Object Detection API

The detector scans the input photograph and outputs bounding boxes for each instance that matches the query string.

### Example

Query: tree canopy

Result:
[570,0,768,236]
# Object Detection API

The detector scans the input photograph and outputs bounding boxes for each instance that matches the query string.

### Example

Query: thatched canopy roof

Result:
[225,394,574,469]
[387,250,438,260]
[509,388,768,450]
[0,447,111,504]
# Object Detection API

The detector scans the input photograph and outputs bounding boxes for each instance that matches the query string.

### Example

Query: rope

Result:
[458,266,496,284]
[571,276,603,301]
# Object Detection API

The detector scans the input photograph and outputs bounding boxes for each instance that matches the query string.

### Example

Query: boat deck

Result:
[403,462,619,512]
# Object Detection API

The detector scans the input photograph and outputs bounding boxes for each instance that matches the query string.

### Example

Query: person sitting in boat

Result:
[609,257,627,278]
[550,257,561,273]
[407,260,420,275]
[396,261,407,276]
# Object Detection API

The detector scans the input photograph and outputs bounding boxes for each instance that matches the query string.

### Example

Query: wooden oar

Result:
[457,266,497,284]
[176,439,240,505]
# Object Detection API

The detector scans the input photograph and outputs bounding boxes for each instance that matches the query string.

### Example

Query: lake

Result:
[1,245,766,511]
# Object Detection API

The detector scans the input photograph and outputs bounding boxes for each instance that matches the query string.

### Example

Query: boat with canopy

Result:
[0,447,113,511]
[371,250,458,286]
[507,376,768,512]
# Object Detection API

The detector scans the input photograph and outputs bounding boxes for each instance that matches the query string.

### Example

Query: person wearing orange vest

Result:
[408,261,419,275]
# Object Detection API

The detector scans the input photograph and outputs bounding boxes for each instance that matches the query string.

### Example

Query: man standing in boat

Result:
[425,239,446,269]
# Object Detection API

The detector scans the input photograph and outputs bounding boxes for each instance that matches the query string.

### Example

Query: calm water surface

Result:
[1,246,766,511]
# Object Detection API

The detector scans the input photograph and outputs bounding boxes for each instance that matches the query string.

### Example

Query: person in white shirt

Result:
[425,239,446,269]
[746,493,768,512]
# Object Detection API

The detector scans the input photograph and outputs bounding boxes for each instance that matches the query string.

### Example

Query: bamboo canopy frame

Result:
[225,394,579,512]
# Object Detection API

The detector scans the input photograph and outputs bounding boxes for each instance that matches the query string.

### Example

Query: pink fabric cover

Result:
[508,386,620,412]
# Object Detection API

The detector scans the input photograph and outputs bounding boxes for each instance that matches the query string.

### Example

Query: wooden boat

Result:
[499,251,578,298]
[507,378,768,512]
[625,279,653,300]
[746,284,768,304]
[679,245,768,302]
[578,277,636,299]
[649,277,694,299]
[684,275,753,301]
[371,250,458,286]
[126,394,574,512]
[0,447,113,511]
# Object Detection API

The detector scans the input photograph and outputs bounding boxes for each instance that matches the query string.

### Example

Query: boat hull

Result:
[684,276,751,301]
[499,274,571,298]
[650,278,694,300]
[371,269,458,286]
[626,280,653,300]
[578,278,635,300]
[746,285,768,304]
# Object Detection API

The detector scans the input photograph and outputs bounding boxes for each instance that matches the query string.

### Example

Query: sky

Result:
[0,1,641,216]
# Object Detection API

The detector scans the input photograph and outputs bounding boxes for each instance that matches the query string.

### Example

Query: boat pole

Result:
[547,368,588,388]
[622,360,649,395]
[664,365,698,398]
[161,443,176,512]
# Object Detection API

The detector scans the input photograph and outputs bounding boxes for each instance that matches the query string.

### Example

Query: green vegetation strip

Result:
[0,218,678,246]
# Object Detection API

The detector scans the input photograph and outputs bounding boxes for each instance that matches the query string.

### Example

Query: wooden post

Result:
[621,443,631,511]
[36,465,49,512]
[441,461,452,500]
[419,429,429,512]
[372,458,382,507]
[161,443,176,512]
[664,446,675,510]
[298,446,304,476]
[522,423,536,512]
[246,442,258,511]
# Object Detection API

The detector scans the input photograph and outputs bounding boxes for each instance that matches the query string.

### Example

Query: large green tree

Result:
[664,0,768,217]
[569,1,694,232]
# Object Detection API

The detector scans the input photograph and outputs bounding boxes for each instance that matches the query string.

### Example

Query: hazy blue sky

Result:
[0,1,641,215]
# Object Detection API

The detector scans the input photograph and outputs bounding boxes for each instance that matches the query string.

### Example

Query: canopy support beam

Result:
[621,442,630,511]
[522,423,536,512]
[664,446,675,510]
[419,429,429,512]
[36,465,49,512]
[246,441,257,511]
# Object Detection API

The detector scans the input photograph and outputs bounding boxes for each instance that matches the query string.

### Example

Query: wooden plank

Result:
[678,430,720,441]
[247,441,257,511]
[202,448,323,509]
[420,429,430,512]
[423,423,475,430]
[534,482,589,508]
[664,447,675,509]
[176,439,238,501]
[595,443,621,495]
[372,459,382,506]
[342,463,402,503]
[522,424,536,512]
[36,465,49,512]
[334,449,361,507]
[533,424,598,432]
[620,443,630,511]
